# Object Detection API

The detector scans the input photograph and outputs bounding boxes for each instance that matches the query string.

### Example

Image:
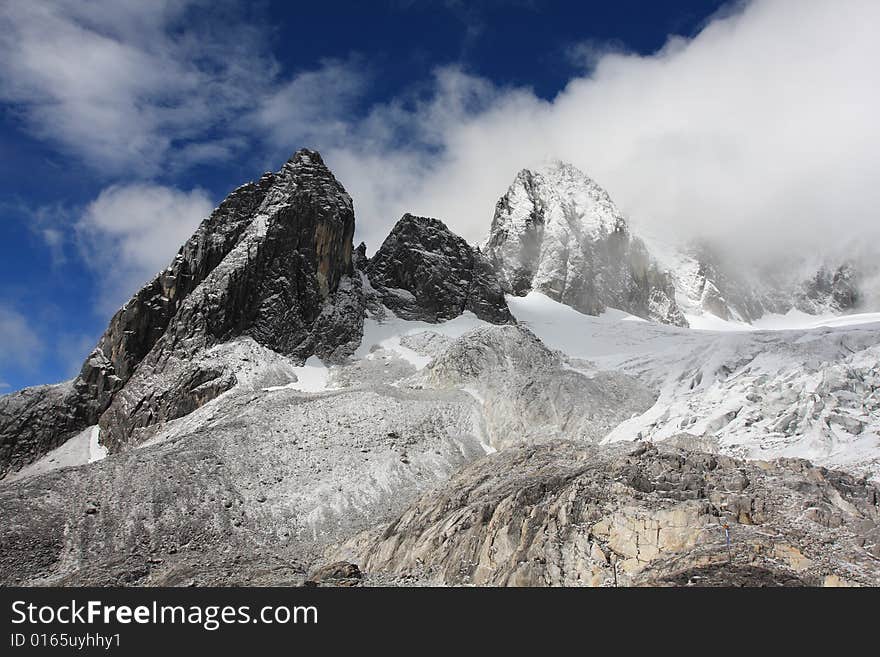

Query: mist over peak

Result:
[318,0,880,289]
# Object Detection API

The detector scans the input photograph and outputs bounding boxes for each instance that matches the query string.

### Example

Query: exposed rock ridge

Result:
[366,213,512,324]
[0,175,276,477]
[798,263,858,314]
[338,442,880,586]
[98,149,364,449]
[0,149,365,471]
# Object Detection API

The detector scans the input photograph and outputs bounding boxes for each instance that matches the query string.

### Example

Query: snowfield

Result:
[356,310,490,368]
[263,355,331,392]
[12,296,880,486]
[509,291,880,479]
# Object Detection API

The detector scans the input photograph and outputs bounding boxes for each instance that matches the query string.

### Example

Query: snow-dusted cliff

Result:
[483,160,865,330]
[483,161,687,326]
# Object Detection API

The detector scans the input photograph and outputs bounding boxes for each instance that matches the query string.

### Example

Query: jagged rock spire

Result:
[366,213,513,324]
[0,149,365,474]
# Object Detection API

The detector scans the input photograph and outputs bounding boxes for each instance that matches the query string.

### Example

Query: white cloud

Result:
[309,0,880,274]
[5,0,880,299]
[76,184,214,313]
[254,58,370,155]
[0,306,43,372]
[0,0,274,175]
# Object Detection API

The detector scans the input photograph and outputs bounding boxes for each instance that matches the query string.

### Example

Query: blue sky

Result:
[1,0,878,392]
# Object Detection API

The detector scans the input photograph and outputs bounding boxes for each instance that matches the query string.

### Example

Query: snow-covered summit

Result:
[514,160,626,237]
[485,159,869,330]
[483,161,687,326]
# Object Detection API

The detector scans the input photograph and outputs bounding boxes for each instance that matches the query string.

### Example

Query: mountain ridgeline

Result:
[2,149,879,589]
[0,152,865,478]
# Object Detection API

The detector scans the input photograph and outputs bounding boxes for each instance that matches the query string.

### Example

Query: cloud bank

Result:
[0,0,273,175]
[318,0,880,269]
[4,0,880,314]
[0,306,43,374]
[76,184,214,313]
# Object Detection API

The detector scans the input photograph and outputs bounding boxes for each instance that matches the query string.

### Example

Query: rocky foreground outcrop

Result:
[484,162,687,327]
[334,441,880,586]
[366,214,512,324]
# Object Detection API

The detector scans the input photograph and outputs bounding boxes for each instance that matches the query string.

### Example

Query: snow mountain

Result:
[484,161,688,326]
[653,241,861,325]
[484,161,866,329]
[1,150,878,587]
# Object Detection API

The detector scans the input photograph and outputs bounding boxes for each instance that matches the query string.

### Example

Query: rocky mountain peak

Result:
[365,213,512,324]
[0,149,365,473]
[485,161,686,326]
[273,149,352,213]
[287,147,325,166]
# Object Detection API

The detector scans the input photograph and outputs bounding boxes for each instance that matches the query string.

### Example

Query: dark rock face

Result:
[0,149,364,474]
[0,178,274,479]
[306,561,362,586]
[798,264,859,314]
[366,214,512,324]
[484,164,687,327]
[0,383,83,481]
[99,150,364,450]
[90,175,277,388]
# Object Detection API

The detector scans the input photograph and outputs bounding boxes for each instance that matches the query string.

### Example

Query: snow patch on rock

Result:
[356,309,490,370]
[6,424,105,482]
[263,356,330,393]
